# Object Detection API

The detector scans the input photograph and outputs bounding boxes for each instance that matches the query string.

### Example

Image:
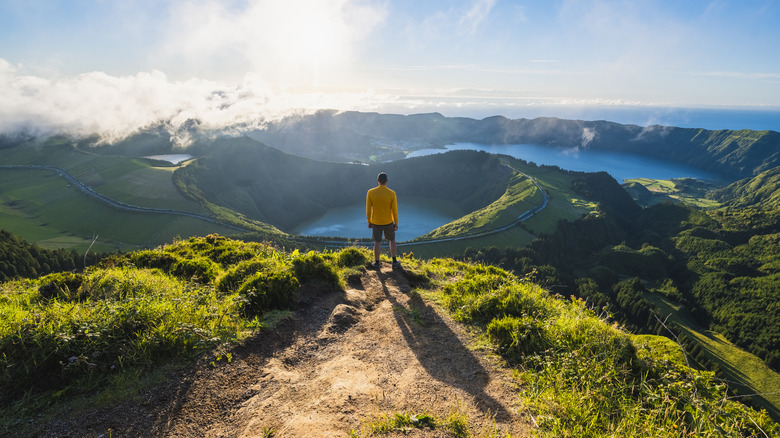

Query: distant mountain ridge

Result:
[172,136,513,231]
[78,110,780,180]
[248,110,780,179]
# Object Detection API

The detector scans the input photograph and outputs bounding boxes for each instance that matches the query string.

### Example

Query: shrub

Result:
[126,249,179,271]
[237,269,300,318]
[171,257,220,283]
[216,257,272,293]
[487,315,548,361]
[292,251,340,289]
[37,272,85,302]
[336,247,369,267]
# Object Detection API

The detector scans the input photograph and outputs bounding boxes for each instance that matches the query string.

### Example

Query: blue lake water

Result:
[407,143,723,183]
[295,142,725,239]
[292,196,464,240]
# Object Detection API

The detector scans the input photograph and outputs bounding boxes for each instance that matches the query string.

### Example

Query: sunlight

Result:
[256,1,353,85]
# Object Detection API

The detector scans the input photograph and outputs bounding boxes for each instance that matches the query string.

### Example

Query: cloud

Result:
[157,0,386,85]
[580,127,596,148]
[459,0,496,34]
[0,59,388,145]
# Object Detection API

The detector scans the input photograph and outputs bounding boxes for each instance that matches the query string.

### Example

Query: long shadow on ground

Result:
[376,268,512,421]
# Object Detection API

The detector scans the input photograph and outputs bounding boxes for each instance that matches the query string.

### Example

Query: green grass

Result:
[0,140,210,214]
[3,239,778,436]
[423,174,540,239]
[401,256,780,437]
[624,178,722,209]
[645,291,780,420]
[0,168,239,252]
[0,239,372,434]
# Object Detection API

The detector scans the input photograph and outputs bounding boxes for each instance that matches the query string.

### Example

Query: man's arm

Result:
[366,191,373,228]
[391,193,399,230]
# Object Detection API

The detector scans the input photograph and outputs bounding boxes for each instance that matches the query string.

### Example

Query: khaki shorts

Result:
[372,223,396,242]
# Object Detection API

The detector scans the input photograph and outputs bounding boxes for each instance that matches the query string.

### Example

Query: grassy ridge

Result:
[623,178,721,209]
[422,173,540,239]
[0,168,239,253]
[646,292,780,420]
[0,137,209,214]
[0,236,369,414]
[2,236,778,436]
[1,136,595,253]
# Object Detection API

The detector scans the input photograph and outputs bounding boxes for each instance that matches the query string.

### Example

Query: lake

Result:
[143,154,194,164]
[292,196,464,240]
[295,142,724,239]
[407,143,723,183]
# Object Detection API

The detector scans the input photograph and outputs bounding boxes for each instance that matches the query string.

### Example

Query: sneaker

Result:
[392,260,402,269]
[371,261,381,269]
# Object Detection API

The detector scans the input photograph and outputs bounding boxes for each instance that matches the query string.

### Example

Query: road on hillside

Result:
[316,170,549,248]
[4,164,548,247]
[1,164,249,232]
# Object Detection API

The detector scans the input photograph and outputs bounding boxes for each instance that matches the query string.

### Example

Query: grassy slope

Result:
[3,238,777,437]
[2,136,599,254]
[646,292,780,420]
[623,178,722,209]
[0,139,210,214]
[0,168,239,252]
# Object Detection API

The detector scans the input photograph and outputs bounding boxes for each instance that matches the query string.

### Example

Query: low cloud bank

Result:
[0,60,388,146]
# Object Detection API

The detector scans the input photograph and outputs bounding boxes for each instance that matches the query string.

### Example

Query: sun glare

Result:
[257,1,351,84]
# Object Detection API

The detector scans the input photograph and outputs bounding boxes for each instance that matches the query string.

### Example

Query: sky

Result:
[1,0,779,140]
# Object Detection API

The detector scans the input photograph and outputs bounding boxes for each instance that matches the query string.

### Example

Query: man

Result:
[366,172,400,269]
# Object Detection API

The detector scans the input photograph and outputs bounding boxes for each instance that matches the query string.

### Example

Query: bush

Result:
[487,315,548,361]
[171,257,220,283]
[336,247,369,267]
[292,251,340,289]
[215,258,272,293]
[126,249,179,271]
[237,269,300,317]
[37,272,85,302]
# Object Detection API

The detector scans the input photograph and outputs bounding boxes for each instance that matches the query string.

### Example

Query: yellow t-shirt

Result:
[366,185,398,226]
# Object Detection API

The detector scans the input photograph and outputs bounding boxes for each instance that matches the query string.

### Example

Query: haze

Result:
[1,0,779,141]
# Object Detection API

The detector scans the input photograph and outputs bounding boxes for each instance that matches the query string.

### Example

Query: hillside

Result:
[247,110,780,178]
[2,236,778,437]
[173,137,513,232]
[710,166,780,209]
[462,167,780,417]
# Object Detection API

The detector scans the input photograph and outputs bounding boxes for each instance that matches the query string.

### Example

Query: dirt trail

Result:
[31,264,529,437]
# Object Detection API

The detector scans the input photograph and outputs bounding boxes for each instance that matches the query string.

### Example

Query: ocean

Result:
[434,106,780,132]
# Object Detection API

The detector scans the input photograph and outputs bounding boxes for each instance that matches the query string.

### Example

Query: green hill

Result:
[248,110,780,178]
[173,136,513,232]
[1,235,777,436]
[710,165,780,209]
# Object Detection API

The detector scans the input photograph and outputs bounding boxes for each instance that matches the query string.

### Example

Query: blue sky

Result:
[1,0,779,138]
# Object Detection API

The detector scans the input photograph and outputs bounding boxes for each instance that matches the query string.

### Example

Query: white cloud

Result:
[0,60,389,144]
[459,0,496,33]
[157,0,386,86]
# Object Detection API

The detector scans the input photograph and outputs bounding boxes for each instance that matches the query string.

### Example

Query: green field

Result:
[646,291,780,420]
[0,139,210,214]
[623,178,722,209]
[0,168,239,253]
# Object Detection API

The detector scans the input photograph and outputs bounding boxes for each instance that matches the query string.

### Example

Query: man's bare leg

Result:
[374,241,382,263]
[390,240,397,258]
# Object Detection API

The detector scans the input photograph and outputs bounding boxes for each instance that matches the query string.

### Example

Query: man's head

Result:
[377,172,388,185]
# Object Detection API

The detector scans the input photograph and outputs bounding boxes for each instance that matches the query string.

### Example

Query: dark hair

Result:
[377,172,388,184]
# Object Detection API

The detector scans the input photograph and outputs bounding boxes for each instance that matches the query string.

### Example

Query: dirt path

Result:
[30,264,529,437]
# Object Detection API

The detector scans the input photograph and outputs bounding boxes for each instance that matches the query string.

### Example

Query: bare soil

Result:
[22,264,529,437]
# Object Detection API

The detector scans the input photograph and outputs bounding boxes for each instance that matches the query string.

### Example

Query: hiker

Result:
[366,172,400,269]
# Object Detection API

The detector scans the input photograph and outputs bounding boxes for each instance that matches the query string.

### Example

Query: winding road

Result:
[1,164,249,232]
[2,164,548,248]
